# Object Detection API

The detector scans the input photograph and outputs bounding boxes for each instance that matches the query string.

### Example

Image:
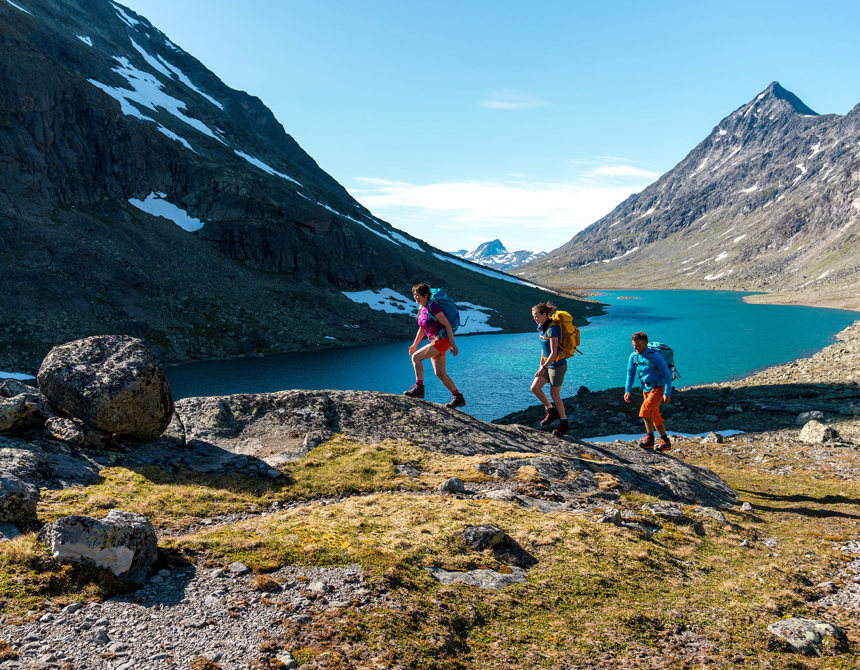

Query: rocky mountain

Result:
[454,239,547,272]
[521,83,860,310]
[0,0,599,373]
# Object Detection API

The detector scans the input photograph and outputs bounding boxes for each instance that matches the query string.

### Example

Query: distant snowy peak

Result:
[454,239,547,271]
[464,238,507,259]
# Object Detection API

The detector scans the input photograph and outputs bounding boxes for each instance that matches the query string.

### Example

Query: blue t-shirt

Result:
[538,323,567,369]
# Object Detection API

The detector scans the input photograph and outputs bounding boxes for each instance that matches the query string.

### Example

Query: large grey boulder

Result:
[0,474,39,523]
[39,510,158,582]
[37,336,174,440]
[799,420,839,444]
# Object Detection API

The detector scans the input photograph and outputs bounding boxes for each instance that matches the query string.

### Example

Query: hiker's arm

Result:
[546,336,559,366]
[408,328,423,355]
[434,312,458,355]
[624,354,636,402]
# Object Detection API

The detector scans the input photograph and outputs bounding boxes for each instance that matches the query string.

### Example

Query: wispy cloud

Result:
[584,165,661,179]
[351,163,658,252]
[479,90,547,110]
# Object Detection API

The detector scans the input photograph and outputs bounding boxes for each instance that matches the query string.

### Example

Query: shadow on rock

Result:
[493,536,538,569]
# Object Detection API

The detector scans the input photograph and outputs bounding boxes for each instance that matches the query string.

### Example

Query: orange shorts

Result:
[639,387,664,426]
[430,337,450,356]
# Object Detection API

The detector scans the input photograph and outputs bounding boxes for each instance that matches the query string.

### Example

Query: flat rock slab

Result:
[425,566,528,590]
[174,390,738,507]
[1,390,738,510]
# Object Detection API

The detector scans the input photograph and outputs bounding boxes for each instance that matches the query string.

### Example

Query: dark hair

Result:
[632,331,648,342]
[531,301,556,316]
[412,283,431,299]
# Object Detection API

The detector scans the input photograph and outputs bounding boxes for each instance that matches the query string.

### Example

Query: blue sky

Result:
[120,0,860,253]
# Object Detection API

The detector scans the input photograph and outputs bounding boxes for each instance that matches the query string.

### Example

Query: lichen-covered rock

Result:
[642,501,685,521]
[0,395,34,432]
[425,566,528,590]
[439,477,465,493]
[796,410,825,425]
[799,420,839,444]
[0,474,38,523]
[0,379,53,417]
[767,617,848,656]
[44,416,113,449]
[37,335,174,440]
[462,524,505,551]
[38,510,158,582]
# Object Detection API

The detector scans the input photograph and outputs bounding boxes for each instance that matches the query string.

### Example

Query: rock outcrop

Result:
[173,390,738,508]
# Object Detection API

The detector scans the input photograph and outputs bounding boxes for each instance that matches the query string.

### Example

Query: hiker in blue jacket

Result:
[403,283,466,409]
[624,331,673,451]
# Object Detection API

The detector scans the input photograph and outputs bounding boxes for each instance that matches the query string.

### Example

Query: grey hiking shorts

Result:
[539,360,567,388]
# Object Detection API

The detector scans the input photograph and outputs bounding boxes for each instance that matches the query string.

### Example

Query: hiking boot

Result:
[540,406,560,426]
[403,384,424,399]
[553,419,569,438]
[638,433,655,450]
[656,435,671,452]
[446,393,466,409]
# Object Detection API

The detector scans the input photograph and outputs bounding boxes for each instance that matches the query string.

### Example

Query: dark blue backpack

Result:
[648,342,679,379]
[428,288,460,334]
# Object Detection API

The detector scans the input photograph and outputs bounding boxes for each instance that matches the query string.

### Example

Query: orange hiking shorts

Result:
[639,386,664,426]
[430,337,451,356]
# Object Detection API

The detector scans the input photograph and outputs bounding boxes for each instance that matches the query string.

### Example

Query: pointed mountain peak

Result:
[473,239,507,256]
[755,81,818,115]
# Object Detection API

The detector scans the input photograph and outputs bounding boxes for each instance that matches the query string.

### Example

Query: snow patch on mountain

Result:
[128,192,205,231]
[88,56,224,143]
[341,289,502,334]
[235,150,301,184]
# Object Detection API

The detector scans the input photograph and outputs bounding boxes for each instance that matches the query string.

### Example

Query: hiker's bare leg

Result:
[411,343,439,382]
[655,422,668,438]
[643,417,656,434]
[531,377,551,408]
[430,354,458,394]
[549,385,566,420]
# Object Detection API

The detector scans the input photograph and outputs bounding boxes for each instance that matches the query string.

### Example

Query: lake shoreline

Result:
[495,317,860,437]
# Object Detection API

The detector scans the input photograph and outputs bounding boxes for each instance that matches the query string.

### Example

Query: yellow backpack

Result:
[550,310,582,360]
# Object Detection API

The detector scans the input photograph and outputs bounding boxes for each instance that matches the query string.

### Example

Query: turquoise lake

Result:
[165,290,858,422]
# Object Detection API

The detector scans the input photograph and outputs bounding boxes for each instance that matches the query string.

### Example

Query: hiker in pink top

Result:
[403,283,465,409]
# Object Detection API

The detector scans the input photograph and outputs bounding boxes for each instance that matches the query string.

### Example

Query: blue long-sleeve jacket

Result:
[626,348,673,396]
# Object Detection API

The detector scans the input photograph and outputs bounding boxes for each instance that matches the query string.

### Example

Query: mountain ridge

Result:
[521,82,860,310]
[454,239,547,272]
[0,0,600,373]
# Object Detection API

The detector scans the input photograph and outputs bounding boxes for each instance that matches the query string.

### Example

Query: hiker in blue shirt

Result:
[531,302,568,438]
[624,331,672,451]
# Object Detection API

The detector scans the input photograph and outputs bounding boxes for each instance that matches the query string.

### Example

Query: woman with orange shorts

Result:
[403,283,465,409]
